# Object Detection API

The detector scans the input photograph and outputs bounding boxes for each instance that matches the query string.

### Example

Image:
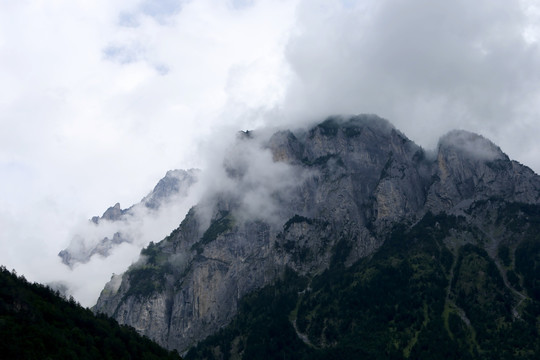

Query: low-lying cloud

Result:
[438,130,507,162]
[50,169,200,305]
[60,169,198,267]
[194,127,311,229]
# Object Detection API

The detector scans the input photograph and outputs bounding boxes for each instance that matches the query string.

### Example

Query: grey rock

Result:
[426,130,540,212]
[142,169,199,210]
[94,115,540,353]
[58,232,128,267]
[100,203,125,222]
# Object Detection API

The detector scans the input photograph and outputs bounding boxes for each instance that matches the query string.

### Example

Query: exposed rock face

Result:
[97,202,125,223]
[59,169,199,267]
[93,115,540,353]
[141,169,199,210]
[426,131,540,211]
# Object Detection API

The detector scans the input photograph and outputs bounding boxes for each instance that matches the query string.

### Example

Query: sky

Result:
[1,0,540,307]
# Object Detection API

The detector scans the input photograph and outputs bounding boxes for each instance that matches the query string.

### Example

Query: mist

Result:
[194,127,312,230]
[438,130,507,162]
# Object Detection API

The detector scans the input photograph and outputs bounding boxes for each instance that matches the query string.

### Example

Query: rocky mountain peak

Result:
[93,115,540,355]
[101,202,123,221]
[438,129,508,162]
[59,169,199,267]
[427,130,539,211]
[142,169,200,210]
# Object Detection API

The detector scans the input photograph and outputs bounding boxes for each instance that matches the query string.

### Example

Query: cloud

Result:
[282,0,540,171]
[0,0,298,306]
[193,129,311,228]
[0,0,297,215]
[60,169,199,267]
[438,130,507,161]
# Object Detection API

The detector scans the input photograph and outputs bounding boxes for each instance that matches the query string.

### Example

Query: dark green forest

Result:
[186,207,540,360]
[0,266,181,360]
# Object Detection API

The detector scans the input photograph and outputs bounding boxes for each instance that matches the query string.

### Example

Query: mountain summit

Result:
[94,115,540,358]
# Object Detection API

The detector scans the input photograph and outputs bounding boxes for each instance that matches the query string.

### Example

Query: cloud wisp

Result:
[193,127,312,230]
[59,169,199,268]
[47,169,199,307]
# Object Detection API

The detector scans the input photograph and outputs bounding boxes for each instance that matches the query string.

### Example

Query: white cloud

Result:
[0,0,298,306]
[282,0,540,171]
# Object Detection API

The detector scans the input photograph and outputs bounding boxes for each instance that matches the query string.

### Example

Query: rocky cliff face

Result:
[93,115,540,353]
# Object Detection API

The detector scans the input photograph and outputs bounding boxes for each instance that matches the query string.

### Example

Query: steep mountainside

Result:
[94,115,540,357]
[0,266,181,359]
[186,206,540,359]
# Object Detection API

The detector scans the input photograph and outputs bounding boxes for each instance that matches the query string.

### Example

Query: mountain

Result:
[0,266,182,359]
[59,169,199,267]
[93,115,540,358]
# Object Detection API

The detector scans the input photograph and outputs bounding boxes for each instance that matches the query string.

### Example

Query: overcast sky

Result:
[1,0,540,306]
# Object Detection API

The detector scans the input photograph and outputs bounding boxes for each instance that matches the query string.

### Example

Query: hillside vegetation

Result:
[0,266,181,360]
[187,208,540,359]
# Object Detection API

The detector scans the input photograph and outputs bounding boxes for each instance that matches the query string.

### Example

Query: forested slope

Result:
[0,266,181,360]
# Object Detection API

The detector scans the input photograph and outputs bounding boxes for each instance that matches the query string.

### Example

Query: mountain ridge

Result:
[93,115,540,357]
[59,169,199,267]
